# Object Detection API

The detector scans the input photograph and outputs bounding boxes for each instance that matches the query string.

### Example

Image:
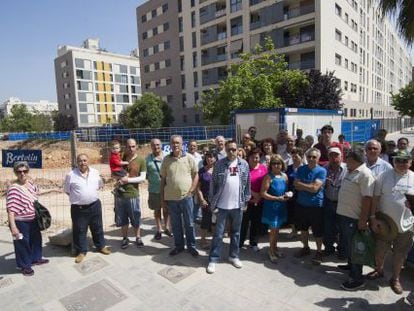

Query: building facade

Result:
[137,0,412,126]
[0,97,58,119]
[54,39,142,128]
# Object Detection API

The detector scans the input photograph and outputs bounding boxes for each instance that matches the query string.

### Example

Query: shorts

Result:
[148,192,161,211]
[294,203,324,238]
[111,169,127,178]
[376,230,413,259]
[114,196,141,227]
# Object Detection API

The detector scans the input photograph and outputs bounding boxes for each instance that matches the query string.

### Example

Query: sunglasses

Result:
[366,147,379,151]
[16,169,29,174]
[227,148,238,152]
[307,155,318,159]
[271,162,282,165]
[395,158,409,164]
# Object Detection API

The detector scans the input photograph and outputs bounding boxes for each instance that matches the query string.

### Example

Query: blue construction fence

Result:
[3,117,413,144]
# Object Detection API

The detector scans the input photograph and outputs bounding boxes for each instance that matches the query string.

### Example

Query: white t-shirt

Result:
[375,169,414,232]
[216,159,240,210]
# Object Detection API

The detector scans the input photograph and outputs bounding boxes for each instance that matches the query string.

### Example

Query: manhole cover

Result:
[157,263,195,284]
[74,256,109,276]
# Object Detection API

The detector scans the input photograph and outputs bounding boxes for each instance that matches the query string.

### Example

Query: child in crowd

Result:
[109,140,129,194]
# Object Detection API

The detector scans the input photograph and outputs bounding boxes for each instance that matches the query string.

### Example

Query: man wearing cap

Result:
[314,124,343,166]
[368,150,414,294]
[365,139,392,178]
[336,149,375,291]
[322,147,347,257]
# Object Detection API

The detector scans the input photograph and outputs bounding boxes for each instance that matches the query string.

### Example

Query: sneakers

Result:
[121,237,130,249]
[390,278,404,295]
[337,264,351,270]
[169,248,184,256]
[164,229,173,237]
[21,267,34,276]
[311,251,323,265]
[341,280,365,291]
[206,262,216,274]
[32,258,49,266]
[154,231,162,240]
[295,247,311,258]
[75,253,86,264]
[188,247,199,257]
[99,246,111,255]
[228,257,243,269]
[321,249,336,257]
[136,237,144,248]
[251,245,261,252]
[405,291,414,306]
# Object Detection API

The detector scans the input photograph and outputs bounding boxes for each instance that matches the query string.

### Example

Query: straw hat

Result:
[373,212,399,241]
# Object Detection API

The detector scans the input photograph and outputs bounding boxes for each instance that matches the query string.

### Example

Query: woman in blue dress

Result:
[261,154,289,263]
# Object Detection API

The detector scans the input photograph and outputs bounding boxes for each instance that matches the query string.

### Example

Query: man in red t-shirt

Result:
[314,125,343,166]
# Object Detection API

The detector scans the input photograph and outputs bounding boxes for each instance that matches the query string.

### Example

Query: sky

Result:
[0,0,413,104]
[0,0,146,103]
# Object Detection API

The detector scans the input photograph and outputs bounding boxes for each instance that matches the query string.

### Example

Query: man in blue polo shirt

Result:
[294,147,327,264]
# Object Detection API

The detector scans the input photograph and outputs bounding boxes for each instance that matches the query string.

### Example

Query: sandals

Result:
[390,278,403,295]
[366,270,384,280]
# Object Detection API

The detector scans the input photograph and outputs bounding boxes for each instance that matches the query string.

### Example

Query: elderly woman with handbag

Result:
[6,161,49,276]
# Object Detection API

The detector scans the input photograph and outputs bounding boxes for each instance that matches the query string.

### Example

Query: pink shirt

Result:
[250,164,268,193]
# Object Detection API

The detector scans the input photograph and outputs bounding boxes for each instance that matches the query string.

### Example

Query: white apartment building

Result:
[54,39,142,128]
[137,0,412,125]
[0,97,58,119]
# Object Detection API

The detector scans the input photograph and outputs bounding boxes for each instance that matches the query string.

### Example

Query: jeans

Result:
[14,220,42,269]
[323,199,339,253]
[71,200,106,254]
[240,202,262,247]
[209,208,243,263]
[167,196,196,249]
[193,198,202,222]
[338,214,363,282]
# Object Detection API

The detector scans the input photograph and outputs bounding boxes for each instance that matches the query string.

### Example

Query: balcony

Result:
[284,4,315,20]
[288,60,315,70]
[250,0,265,5]
[215,9,226,18]
[250,20,262,31]
[284,32,315,47]
[217,31,227,40]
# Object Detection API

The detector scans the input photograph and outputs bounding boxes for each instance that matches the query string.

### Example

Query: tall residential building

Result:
[137,0,412,125]
[54,39,141,128]
[0,97,58,119]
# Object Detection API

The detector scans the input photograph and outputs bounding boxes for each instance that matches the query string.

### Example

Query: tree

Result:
[375,0,414,43]
[52,112,76,131]
[0,104,53,132]
[391,82,414,117]
[199,38,309,124]
[119,92,174,128]
[295,70,343,109]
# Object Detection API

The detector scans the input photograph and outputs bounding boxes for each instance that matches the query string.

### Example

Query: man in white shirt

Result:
[368,150,414,295]
[64,154,110,263]
[365,139,392,178]
[215,135,227,160]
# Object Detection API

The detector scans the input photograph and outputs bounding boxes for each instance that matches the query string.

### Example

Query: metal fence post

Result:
[70,131,77,169]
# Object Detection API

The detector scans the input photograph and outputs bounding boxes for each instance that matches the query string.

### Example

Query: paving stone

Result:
[60,279,127,311]
[157,262,195,284]
[74,256,109,276]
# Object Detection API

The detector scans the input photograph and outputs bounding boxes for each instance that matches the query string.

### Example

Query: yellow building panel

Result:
[96,61,103,71]
[100,114,107,124]
[103,63,111,71]
[97,83,104,92]
[104,83,111,92]
[105,94,112,102]
[104,73,110,82]
[97,72,104,81]
[98,93,105,102]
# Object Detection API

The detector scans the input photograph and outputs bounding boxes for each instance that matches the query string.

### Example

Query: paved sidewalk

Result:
[0,220,413,311]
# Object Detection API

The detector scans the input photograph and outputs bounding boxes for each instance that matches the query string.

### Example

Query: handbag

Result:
[34,201,51,231]
[351,230,376,267]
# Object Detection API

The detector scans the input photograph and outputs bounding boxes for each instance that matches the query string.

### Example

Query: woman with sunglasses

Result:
[6,161,49,276]
[260,155,290,262]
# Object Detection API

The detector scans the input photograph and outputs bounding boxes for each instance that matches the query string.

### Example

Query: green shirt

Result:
[119,156,146,198]
[146,153,163,194]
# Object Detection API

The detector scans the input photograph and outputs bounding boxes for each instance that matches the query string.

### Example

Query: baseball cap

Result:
[393,150,412,160]
[328,147,341,156]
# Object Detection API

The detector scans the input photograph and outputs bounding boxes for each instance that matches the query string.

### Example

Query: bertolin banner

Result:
[2,150,42,168]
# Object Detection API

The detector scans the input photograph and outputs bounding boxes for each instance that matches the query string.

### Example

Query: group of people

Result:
[6,126,414,300]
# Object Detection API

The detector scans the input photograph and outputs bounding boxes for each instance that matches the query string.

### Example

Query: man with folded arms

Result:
[336,149,375,291]
[64,154,110,263]
[368,150,414,294]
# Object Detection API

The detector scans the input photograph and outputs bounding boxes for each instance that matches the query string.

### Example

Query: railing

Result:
[217,31,227,40]
[215,9,226,18]
[284,4,315,20]
[284,32,315,46]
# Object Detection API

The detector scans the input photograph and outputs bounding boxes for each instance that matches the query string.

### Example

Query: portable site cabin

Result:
[233,108,343,142]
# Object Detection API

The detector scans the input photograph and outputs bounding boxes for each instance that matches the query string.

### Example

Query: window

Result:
[195,113,200,124]
[143,32,148,40]
[144,65,150,73]
[153,45,159,54]
[178,0,182,12]
[335,53,342,66]
[335,4,342,17]
[164,41,170,50]
[154,62,160,70]
[344,36,348,46]
[335,29,342,41]
[181,74,186,89]
[165,59,171,67]
[344,13,349,24]
[191,0,195,7]
[75,58,85,68]
[141,15,147,23]
[143,48,148,57]
[131,76,140,84]
[63,82,70,89]
[180,56,184,71]
[193,72,198,87]
[179,17,183,32]
[182,93,187,107]
[191,12,196,28]
[194,91,199,102]
[163,22,169,31]
[345,58,348,69]
[192,32,197,48]
[344,81,348,91]
[179,37,184,51]
[230,0,242,13]
[162,3,168,13]
[153,27,158,36]
[193,52,197,67]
